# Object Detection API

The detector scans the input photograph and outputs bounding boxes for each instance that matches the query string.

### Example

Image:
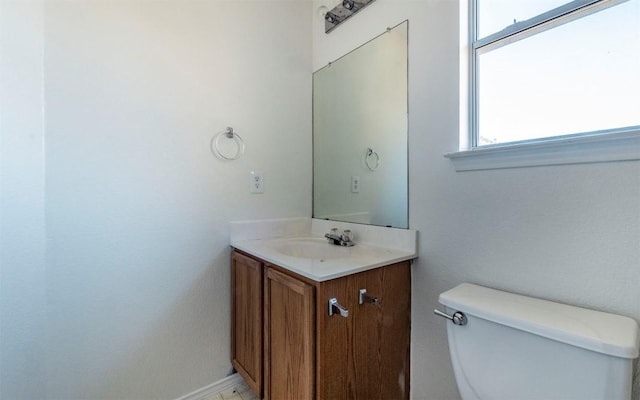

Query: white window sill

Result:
[445,130,640,172]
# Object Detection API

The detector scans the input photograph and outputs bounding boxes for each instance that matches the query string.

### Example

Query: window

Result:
[470,0,640,148]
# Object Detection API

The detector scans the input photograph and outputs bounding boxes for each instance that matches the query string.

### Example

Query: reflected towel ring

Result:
[211,127,245,160]
[365,148,379,171]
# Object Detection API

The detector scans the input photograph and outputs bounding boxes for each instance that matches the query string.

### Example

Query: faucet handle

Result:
[342,229,353,242]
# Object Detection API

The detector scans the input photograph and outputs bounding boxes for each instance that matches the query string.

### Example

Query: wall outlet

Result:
[250,171,264,193]
[351,176,360,193]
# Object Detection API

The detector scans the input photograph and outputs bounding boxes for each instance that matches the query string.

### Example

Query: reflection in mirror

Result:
[313,21,408,228]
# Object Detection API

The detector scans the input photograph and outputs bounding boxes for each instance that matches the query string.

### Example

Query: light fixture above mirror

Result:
[324,0,376,33]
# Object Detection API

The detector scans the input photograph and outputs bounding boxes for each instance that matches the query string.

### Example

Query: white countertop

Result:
[229,218,418,282]
[231,236,416,282]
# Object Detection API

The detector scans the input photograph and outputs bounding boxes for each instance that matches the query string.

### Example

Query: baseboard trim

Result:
[176,373,243,400]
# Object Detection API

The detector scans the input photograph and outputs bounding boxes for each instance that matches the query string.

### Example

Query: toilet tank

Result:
[438,283,640,400]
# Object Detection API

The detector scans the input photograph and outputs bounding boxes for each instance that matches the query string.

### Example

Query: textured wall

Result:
[1,1,311,398]
[312,0,640,399]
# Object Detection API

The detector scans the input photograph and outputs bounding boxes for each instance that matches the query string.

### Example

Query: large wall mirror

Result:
[313,21,408,228]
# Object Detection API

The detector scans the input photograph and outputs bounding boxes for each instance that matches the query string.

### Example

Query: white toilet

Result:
[436,283,640,400]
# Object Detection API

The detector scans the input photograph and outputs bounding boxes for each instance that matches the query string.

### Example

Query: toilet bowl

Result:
[436,283,640,400]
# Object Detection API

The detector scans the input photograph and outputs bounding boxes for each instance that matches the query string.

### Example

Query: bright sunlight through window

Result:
[471,0,640,147]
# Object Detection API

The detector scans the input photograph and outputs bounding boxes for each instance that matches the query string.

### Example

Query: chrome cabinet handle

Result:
[434,309,467,326]
[358,289,379,305]
[329,298,349,317]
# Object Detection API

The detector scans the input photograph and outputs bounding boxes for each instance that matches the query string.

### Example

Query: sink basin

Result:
[274,238,351,260]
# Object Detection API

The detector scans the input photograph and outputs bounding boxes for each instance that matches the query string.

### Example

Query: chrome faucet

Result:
[324,228,355,247]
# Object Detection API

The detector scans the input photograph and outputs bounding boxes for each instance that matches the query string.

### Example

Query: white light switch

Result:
[351,176,360,193]
[250,171,264,193]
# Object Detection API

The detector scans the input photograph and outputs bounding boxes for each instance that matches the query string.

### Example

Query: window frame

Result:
[446,0,640,171]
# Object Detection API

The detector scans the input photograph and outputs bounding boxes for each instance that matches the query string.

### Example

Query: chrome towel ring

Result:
[365,148,379,171]
[211,127,245,160]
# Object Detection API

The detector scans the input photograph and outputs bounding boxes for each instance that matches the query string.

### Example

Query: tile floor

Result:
[204,379,258,400]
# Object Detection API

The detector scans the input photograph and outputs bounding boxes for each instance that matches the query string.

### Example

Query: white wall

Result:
[0,1,47,398]
[1,0,311,398]
[312,1,640,399]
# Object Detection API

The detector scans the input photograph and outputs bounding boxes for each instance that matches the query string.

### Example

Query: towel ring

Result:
[365,148,379,171]
[211,127,245,160]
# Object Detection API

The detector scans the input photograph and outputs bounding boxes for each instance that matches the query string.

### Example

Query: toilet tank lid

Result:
[439,283,640,359]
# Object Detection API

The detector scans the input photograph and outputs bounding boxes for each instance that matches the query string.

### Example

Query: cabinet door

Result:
[358,262,411,400]
[317,261,411,400]
[264,267,315,400]
[231,251,263,397]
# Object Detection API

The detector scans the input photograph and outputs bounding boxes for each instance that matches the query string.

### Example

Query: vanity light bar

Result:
[325,0,376,33]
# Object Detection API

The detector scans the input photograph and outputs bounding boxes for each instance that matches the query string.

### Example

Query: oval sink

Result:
[274,238,351,260]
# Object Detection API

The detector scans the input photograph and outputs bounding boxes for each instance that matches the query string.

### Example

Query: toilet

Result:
[436,283,640,400]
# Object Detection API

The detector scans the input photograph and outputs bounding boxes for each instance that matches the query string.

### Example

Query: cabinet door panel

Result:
[316,274,354,400]
[362,262,411,400]
[264,267,315,400]
[318,262,411,400]
[231,252,263,397]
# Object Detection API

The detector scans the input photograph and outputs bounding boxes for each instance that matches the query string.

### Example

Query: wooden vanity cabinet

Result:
[231,249,411,400]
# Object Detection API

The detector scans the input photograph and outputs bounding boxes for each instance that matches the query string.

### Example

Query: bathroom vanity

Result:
[229,218,418,400]
[228,20,414,398]
[231,249,410,400]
